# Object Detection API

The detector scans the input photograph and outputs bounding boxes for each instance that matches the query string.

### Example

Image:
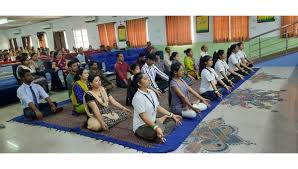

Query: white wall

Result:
[249,16,281,38]
[0,30,9,49]
[193,16,213,42]
[2,16,283,51]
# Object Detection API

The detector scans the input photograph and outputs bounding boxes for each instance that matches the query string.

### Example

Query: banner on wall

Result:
[257,16,275,23]
[118,25,126,42]
[196,16,209,33]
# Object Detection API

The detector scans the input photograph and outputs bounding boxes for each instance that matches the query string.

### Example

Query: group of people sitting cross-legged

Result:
[16,41,254,143]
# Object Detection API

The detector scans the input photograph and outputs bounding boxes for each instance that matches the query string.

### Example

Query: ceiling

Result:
[0,16,65,30]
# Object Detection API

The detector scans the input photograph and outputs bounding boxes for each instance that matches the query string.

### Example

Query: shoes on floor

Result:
[0,124,5,129]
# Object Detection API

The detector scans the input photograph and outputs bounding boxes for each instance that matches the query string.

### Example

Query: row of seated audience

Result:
[15,41,254,143]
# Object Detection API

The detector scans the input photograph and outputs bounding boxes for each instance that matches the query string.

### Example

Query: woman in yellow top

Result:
[71,68,89,114]
[184,48,198,79]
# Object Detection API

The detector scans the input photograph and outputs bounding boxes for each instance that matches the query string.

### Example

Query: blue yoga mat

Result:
[255,52,298,67]
[8,69,259,153]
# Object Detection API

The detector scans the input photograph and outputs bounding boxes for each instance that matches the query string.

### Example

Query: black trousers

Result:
[156,80,169,93]
[116,75,128,88]
[23,102,57,120]
[201,91,219,101]
[219,74,242,87]
[48,69,64,90]
[135,118,176,141]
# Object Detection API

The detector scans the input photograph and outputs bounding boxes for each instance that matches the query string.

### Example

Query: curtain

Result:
[9,39,14,50]
[37,33,46,48]
[26,36,31,48]
[281,16,298,37]
[13,38,18,50]
[98,23,116,47]
[22,37,26,48]
[126,18,147,48]
[166,16,192,46]
[230,16,249,41]
[53,31,66,50]
[213,16,229,42]
[98,24,109,46]
[106,23,116,46]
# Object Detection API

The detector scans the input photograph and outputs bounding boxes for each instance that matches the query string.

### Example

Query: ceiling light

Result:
[0,18,8,25]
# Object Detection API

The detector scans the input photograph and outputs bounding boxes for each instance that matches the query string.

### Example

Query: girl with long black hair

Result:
[227,44,253,76]
[236,42,254,67]
[213,50,244,86]
[169,62,210,119]
[170,52,195,85]
[199,55,231,101]
[130,73,182,143]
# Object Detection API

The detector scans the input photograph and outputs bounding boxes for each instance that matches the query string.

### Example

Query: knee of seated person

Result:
[145,129,158,141]
[196,103,207,111]
[24,109,37,120]
[87,117,102,131]
[182,110,197,119]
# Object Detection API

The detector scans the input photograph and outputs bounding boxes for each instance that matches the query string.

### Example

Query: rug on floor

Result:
[8,69,259,153]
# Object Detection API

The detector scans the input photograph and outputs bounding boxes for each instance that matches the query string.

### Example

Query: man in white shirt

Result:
[141,54,169,95]
[200,44,208,57]
[196,44,209,71]
[76,47,86,64]
[17,69,63,120]
[164,46,171,66]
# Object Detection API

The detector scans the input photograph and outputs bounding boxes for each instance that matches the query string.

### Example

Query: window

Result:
[213,16,249,42]
[9,38,14,49]
[165,16,192,46]
[37,32,48,48]
[22,36,32,48]
[73,29,90,49]
[98,22,116,47]
[281,16,298,38]
[126,18,148,47]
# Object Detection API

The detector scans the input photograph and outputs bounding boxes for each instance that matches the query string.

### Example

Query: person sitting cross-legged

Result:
[83,74,131,131]
[114,53,130,88]
[17,69,63,120]
[141,53,169,97]
[131,73,182,143]
[89,61,115,92]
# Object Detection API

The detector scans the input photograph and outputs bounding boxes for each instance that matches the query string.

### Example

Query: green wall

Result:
[155,37,298,63]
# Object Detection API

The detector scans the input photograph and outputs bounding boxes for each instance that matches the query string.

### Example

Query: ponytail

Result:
[212,51,219,68]
[170,52,178,61]
[184,48,192,56]
[129,73,144,106]
[227,44,237,63]
[168,62,182,106]
[199,55,213,76]
[213,50,224,67]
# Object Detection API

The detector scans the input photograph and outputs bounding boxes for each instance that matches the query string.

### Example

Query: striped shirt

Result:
[141,63,169,89]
